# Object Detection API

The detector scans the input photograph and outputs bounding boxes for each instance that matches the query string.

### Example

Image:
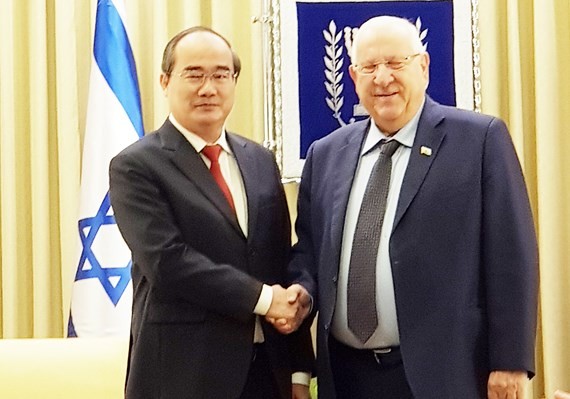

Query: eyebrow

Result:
[181,65,231,72]
[363,54,411,63]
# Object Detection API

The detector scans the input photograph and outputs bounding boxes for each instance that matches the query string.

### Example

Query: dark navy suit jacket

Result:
[110,119,314,399]
[290,97,538,398]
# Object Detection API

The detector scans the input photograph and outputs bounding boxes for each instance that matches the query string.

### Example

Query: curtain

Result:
[0,0,568,397]
[478,1,570,398]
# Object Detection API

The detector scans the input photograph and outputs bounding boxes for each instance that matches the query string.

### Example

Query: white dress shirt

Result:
[169,115,248,234]
[331,101,424,349]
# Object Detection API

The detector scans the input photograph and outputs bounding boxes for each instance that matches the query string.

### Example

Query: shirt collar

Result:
[361,97,425,156]
[168,114,233,155]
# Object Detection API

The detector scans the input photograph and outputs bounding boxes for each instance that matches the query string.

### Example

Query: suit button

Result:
[332,275,338,284]
[324,323,330,331]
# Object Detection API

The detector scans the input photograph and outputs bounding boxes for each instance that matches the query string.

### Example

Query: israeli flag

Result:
[68,0,143,337]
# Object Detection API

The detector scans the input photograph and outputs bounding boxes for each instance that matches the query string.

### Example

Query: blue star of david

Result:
[75,192,131,306]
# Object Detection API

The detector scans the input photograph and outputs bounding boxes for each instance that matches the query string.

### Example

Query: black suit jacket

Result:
[290,97,538,398]
[109,119,314,399]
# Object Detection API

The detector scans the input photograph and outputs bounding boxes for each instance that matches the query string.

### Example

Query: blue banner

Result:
[296,1,455,157]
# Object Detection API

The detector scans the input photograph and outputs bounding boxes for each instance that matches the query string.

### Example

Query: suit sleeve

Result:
[109,149,262,322]
[288,323,316,375]
[289,144,319,304]
[268,152,316,375]
[482,117,538,376]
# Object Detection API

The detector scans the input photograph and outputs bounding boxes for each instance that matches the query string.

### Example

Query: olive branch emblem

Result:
[323,20,350,127]
[416,17,429,51]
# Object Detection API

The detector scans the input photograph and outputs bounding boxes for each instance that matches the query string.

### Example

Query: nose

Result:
[372,64,395,86]
[197,76,216,95]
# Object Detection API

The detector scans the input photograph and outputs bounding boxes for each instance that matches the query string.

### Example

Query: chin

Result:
[194,112,223,123]
[375,108,403,122]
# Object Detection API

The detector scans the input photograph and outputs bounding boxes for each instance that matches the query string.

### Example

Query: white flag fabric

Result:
[68,0,143,337]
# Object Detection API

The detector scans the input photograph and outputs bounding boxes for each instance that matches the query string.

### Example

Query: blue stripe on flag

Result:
[94,0,144,138]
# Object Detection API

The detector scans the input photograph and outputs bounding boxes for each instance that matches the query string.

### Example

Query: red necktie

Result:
[201,145,236,212]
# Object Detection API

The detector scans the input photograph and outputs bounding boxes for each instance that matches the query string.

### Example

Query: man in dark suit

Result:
[284,15,538,399]
[109,26,313,399]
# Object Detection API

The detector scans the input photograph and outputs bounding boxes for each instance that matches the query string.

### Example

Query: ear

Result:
[420,52,430,81]
[349,65,358,84]
[159,73,170,93]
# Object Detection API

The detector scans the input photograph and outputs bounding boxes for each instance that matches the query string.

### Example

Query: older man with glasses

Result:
[280,15,538,399]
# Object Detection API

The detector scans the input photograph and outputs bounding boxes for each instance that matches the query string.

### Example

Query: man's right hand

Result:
[265,284,311,334]
[266,284,300,320]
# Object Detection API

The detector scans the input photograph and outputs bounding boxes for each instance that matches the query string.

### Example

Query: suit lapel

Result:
[329,121,369,261]
[159,120,243,237]
[227,133,258,240]
[393,98,446,230]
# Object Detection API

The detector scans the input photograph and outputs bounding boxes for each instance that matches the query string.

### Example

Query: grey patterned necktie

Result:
[347,139,401,343]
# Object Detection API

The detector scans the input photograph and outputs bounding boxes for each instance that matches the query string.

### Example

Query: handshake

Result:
[265,284,312,334]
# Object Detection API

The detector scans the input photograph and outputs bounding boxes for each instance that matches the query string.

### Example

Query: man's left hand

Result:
[292,383,310,399]
[487,370,528,399]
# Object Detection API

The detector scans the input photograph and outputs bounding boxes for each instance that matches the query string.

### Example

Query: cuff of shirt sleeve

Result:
[253,284,273,315]
[292,372,311,386]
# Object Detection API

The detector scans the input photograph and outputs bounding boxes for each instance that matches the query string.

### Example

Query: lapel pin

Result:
[420,146,432,156]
